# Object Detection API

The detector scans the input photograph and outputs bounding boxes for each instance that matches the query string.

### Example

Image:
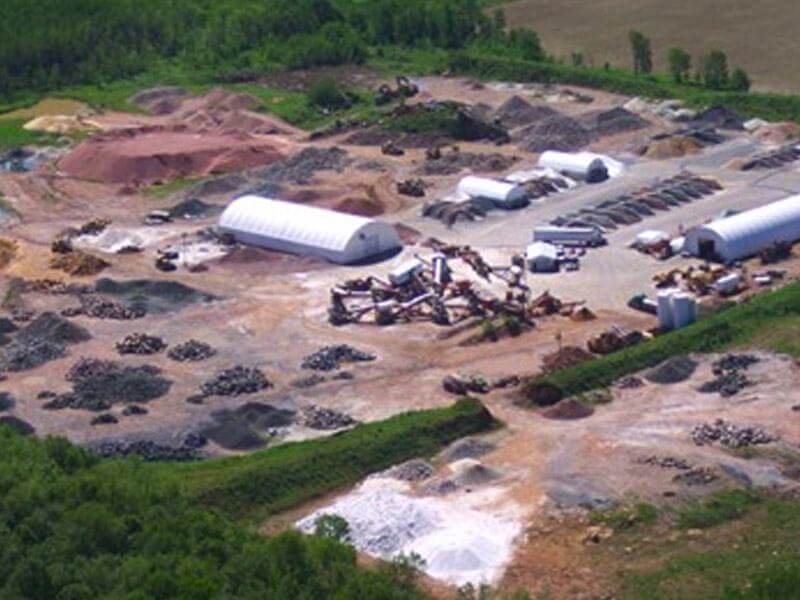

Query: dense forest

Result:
[0,426,427,599]
[0,0,543,98]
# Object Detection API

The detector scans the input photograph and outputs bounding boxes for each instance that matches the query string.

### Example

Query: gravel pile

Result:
[673,467,718,486]
[616,376,645,389]
[438,438,494,462]
[94,437,205,461]
[91,413,119,426]
[639,455,691,470]
[167,339,216,362]
[415,152,518,176]
[0,392,15,412]
[494,96,558,129]
[691,419,778,448]
[248,147,353,196]
[699,354,760,397]
[116,333,167,355]
[0,415,34,436]
[381,459,436,482]
[0,339,66,372]
[200,366,272,396]
[16,312,91,345]
[645,356,698,384]
[43,358,172,411]
[517,115,592,152]
[122,404,148,416]
[300,405,357,430]
[0,312,92,372]
[301,345,376,371]
[65,295,146,320]
[201,402,295,451]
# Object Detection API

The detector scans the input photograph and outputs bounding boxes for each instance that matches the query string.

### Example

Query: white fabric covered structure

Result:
[218,195,401,264]
[684,195,800,261]
[456,176,528,208]
[538,151,622,181]
[526,242,559,272]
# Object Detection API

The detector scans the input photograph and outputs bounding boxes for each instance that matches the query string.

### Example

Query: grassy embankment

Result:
[522,281,800,399]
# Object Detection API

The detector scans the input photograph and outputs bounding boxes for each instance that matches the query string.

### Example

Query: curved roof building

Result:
[218,195,402,264]
[684,195,800,261]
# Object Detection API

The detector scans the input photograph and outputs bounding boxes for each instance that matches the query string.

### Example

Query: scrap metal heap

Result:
[328,239,584,327]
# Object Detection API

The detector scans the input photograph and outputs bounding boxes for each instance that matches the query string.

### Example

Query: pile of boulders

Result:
[691,419,777,448]
[93,435,206,462]
[699,354,760,397]
[200,366,272,396]
[299,405,357,430]
[301,345,376,371]
[396,178,426,197]
[64,295,146,320]
[381,459,436,482]
[167,339,216,362]
[116,333,166,355]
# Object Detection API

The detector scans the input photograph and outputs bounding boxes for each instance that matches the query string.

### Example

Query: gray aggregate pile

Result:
[200,366,272,396]
[94,436,205,461]
[167,339,216,362]
[301,345,376,371]
[300,405,357,430]
[116,333,167,355]
[691,419,777,448]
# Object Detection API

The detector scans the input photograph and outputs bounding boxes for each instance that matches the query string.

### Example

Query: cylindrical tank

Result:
[671,293,693,329]
[657,290,675,330]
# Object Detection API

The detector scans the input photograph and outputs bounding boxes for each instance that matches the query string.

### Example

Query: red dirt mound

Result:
[334,196,386,217]
[59,126,292,185]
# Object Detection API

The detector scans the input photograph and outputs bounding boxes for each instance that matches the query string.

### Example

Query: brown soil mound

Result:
[515,380,564,408]
[542,398,594,420]
[335,196,386,217]
[755,122,798,144]
[0,238,17,269]
[542,346,594,373]
[50,251,109,276]
[644,136,702,159]
[58,126,291,185]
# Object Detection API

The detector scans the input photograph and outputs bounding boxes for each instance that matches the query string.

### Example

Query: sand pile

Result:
[24,115,100,135]
[59,126,291,185]
[644,136,702,159]
[297,478,520,585]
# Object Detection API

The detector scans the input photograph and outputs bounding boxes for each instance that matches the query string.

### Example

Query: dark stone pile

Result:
[91,413,119,426]
[122,404,148,416]
[201,366,272,396]
[64,295,146,320]
[93,436,206,461]
[691,419,777,448]
[382,459,436,482]
[672,467,718,486]
[116,333,167,355]
[0,392,15,412]
[639,455,691,470]
[645,356,698,384]
[301,345,376,371]
[43,358,172,411]
[699,354,760,397]
[300,405,357,430]
[0,312,91,372]
[167,339,216,362]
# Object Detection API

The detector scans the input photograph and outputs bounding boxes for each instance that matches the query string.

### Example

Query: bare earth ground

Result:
[2,75,800,594]
[502,0,800,93]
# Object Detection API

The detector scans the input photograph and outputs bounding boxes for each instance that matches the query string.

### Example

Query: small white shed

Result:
[526,242,559,272]
[218,195,401,264]
[456,176,528,208]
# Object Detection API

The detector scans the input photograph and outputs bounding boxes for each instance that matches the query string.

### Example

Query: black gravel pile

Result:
[16,312,90,345]
[201,366,272,397]
[0,318,17,345]
[494,96,558,129]
[673,467,718,486]
[116,333,167,355]
[91,413,119,426]
[699,354,760,397]
[168,198,223,220]
[0,415,34,436]
[0,339,66,372]
[249,147,353,196]
[201,402,295,451]
[691,419,777,448]
[0,392,15,412]
[43,358,172,411]
[639,455,691,470]
[301,345,376,371]
[645,357,698,384]
[167,339,216,362]
[93,278,217,315]
[122,404,148,416]
[93,438,205,461]
[66,295,146,320]
[291,374,327,389]
[300,405,357,430]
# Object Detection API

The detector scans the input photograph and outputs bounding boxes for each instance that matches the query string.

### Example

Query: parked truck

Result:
[533,226,606,247]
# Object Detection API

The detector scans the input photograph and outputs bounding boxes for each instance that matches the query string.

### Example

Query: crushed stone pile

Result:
[516,114,592,152]
[167,339,216,362]
[0,312,90,372]
[16,312,91,345]
[673,467,718,486]
[300,405,357,430]
[0,416,35,436]
[291,371,354,389]
[121,404,148,416]
[301,344,376,371]
[0,339,66,372]
[691,106,745,131]
[579,107,649,137]
[699,354,760,397]
[43,358,172,411]
[247,147,353,196]
[93,278,217,314]
[201,402,295,451]
[201,366,272,397]
[541,398,595,420]
[438,437,494,462]
[116,333,167,355]
[616,376,645,389]
[416,152,518,176]
[691,419,777,448]
[167,198,223,220]
[0,392,15,412]
[645,356,698,384]
[94,436,205,461]
[638,455,692,470]
[381,459,437,482]
[494,96,559,129]
[59,125,290,186]
[91,413,119,426]
[296,478,520,585]
[65,295,146,320]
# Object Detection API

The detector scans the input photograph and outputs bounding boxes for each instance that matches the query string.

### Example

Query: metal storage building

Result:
[456,176,528,208]
[684,195,800,261]
[218,195,402,264]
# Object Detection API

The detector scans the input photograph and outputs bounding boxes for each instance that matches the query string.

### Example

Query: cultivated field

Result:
[503,0,800,93]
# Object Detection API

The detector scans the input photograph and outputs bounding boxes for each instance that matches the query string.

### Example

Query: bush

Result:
[307,78,352,111]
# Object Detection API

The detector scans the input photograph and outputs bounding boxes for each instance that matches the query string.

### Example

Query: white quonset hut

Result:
[538,151,613,182]
[218,195,401,264]
[456,176,528,208]
[526,241,559,272]
[684,195,800,261]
